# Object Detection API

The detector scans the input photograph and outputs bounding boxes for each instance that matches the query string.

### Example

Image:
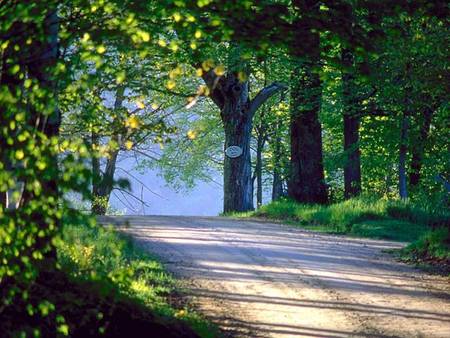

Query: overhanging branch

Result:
[249,82,287,116]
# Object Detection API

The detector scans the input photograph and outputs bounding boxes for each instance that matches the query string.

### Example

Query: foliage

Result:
[397,228,450,276]
[1,220,217,337]
[59,222,218,337]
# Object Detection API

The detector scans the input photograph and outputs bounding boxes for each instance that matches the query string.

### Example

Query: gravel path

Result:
[100,216,450,338]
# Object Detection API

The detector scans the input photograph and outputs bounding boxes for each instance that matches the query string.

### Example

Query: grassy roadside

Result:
[227,197,449,273]
[59,221,219,337]
[2,220,219,337]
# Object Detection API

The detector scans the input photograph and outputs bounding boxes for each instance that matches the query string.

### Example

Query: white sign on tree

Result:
[225,145,243,158]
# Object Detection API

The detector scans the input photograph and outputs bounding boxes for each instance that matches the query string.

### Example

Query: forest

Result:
[0,0,449,337]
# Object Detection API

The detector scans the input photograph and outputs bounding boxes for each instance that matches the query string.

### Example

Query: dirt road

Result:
[101,216,450,338]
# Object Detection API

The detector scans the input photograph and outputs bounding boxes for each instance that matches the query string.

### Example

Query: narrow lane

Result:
[100,216,450,338]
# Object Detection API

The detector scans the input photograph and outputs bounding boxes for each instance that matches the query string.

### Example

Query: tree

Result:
[199,51,286,212]
[288,0,328,204]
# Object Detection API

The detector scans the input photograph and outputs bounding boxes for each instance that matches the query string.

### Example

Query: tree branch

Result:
[201,69,224,109]
[249,82,287,116]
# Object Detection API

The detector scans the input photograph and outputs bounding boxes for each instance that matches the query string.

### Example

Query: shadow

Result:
[103,216,450,337]
[206,316,397,338]
[186,289,450,322]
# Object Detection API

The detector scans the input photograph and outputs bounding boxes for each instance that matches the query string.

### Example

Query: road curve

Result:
[99,216,450,338]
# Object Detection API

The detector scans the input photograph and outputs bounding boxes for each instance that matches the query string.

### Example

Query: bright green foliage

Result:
[0,0,215,335]
[58,222,218,337]
[1,221,217,336]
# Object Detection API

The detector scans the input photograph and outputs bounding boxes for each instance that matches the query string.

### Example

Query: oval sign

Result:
[225,145,243,158]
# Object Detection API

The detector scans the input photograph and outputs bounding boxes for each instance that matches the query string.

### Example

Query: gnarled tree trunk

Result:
[222,79,254,212]
[202,69,285,213]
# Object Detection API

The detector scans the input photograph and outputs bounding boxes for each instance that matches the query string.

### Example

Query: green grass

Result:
[398,228,450,274]
[247,196,448,241]
[229,196,449,267]
[1,221,219,337]
[57,222,219,337]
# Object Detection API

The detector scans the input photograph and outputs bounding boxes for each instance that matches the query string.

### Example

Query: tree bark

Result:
[271,122,284,201]
[202,68,285,213]
[409,105,433,187]
[255,130,264,208]
[342,48,362,199]
[288,1,328,204]
[221,74,254,212]
[398,61,413,200]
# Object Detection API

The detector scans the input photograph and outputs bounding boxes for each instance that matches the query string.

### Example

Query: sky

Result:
[109,156,223,216]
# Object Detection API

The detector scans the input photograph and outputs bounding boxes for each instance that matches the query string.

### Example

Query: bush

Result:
[402,228,450,262]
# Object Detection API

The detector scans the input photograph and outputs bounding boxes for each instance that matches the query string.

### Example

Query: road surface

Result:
[100,216,450,338]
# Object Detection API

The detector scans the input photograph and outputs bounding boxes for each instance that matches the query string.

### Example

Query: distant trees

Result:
[144,0,448,209]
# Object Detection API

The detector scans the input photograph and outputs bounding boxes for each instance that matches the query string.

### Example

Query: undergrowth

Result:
[399,228,450,274]
[59,222,219,337]
[1,222,219,337]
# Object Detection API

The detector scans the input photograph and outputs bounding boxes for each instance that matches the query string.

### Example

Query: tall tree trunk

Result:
[399,61,412,200]
[271,122,284,201]
[221,74,254,212]
[399,109,409,199]
[91,87,124,215]
[255,131,264,208]
[342,48,362,199]
[91,131,101,201]
[202,67,285,213]
[409,105,433,187]
[288,0,328,204]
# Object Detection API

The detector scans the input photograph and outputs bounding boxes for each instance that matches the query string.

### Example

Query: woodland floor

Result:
[101,216,450,338]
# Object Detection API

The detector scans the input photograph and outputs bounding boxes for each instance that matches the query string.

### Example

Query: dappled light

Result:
[114,216,450,337]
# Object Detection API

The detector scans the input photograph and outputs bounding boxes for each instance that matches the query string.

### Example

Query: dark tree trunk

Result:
[255,129,265,209]
[271,124,284,201]
[202,68,285,213]
[342,49,362,199]
[92,146,119,215]
[221,74,254,212]
[288,1,328,204]
[272,170,284,201]
[399,62,412,200]
[409,105,433,187]
[399,109,409,199]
